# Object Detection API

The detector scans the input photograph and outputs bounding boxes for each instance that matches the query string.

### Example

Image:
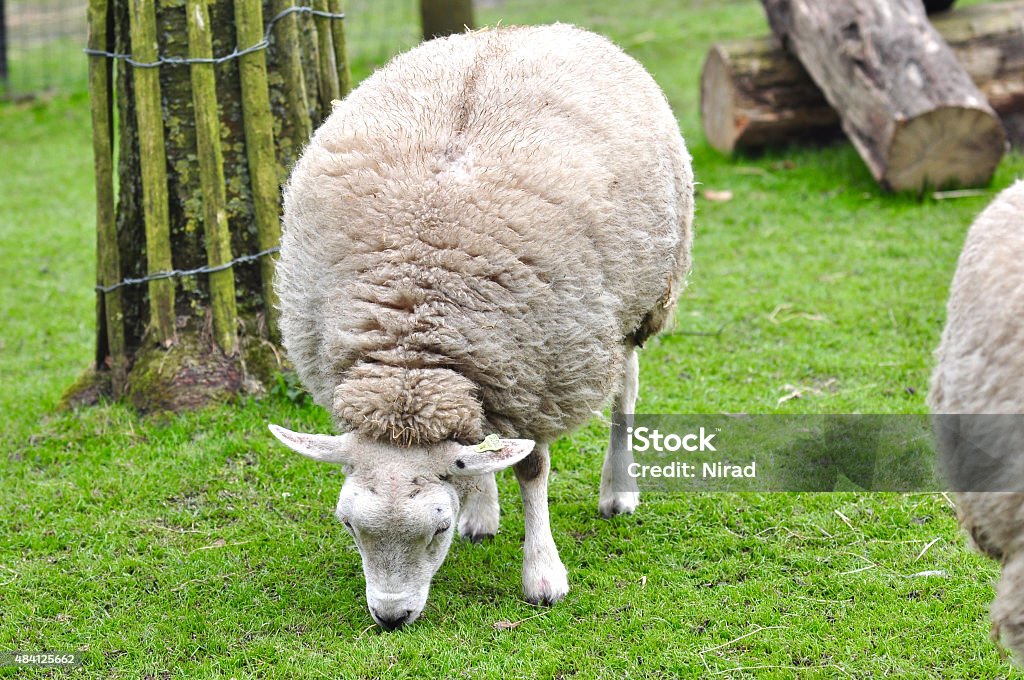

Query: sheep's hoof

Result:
[525,591,565,606]
[599,492,639,519]
[523,560,569,605]
[462,531,495,544]
[458,510,499,543]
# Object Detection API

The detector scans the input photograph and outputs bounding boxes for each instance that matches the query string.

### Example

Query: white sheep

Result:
[270,23,694,630]
[930,179,1024,661]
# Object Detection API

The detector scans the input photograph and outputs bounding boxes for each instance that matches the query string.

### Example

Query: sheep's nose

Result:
[372,608,412,631]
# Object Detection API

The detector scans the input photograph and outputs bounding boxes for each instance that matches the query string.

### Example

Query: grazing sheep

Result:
[929,179,1024,662]
[269,23,693,630]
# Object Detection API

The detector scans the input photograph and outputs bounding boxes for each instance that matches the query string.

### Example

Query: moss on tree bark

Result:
[66,0,343,412]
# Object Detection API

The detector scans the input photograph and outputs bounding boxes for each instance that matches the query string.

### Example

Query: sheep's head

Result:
[268,424,534,630]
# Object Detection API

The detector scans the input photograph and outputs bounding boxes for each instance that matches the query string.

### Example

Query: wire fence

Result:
[82,4,347,67]
[1,0,88,95]
[0,0,619,98]
[0,0,420,97]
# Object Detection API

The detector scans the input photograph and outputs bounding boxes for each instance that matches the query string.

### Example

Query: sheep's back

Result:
[278,24,693,441]
[931,180,1024,415]
[930,179,1024,561]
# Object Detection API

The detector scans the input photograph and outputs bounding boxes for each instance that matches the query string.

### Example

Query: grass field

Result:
[3,0,1024,677]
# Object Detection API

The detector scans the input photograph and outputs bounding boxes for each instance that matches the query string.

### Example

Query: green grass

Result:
[3,0,1023,677]
[0,38,88,98]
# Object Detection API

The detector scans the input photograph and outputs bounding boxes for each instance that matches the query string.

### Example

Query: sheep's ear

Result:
[269,424,353,464]
[449,438,535,476]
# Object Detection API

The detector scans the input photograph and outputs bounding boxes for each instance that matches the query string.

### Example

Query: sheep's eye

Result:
[342,520,354,532]
[434,522,450,536]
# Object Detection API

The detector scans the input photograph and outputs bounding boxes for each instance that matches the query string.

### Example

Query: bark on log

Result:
[236,0,286,339]
[187,0,238,355]
[311,0,340,111]
[702,0,1024,153]
[271,0,313,148]
[760,0,1006,192]
[127,0,176,344]
[328,0,351,98]
[701,37,840,153]
[87,0,127,393]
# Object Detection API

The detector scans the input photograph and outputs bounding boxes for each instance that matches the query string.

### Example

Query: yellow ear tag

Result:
[473,434,503,452]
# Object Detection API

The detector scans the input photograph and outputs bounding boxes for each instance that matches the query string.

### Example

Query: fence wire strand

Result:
[96,246,281,293]
[83,5,345,68]
[86,3,344,294]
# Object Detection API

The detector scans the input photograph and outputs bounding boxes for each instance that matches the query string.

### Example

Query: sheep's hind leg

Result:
[458,472,499,542]
[599,347,640,518]
[515,443,569,605]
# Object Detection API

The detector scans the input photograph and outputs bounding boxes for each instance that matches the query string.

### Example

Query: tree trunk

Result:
[69,0,348,411]
[0,0,9,91]
[761,0,1006,192]
[923,0,955,14]
[702,0,1024,153]
[419,0,474,40]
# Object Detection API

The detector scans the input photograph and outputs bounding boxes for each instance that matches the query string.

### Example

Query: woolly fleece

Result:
[276,24,694,446]
[930,179,1024,661]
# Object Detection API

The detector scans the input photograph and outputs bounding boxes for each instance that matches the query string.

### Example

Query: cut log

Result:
[702,0,1024,153]
[701,38,840,153]
[760,0,1006,192]
[933,2,1024,114]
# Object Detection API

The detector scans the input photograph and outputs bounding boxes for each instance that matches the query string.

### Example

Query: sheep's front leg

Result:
[514,444,569,605]
[458,472,499,542]
[599,347,640,518]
